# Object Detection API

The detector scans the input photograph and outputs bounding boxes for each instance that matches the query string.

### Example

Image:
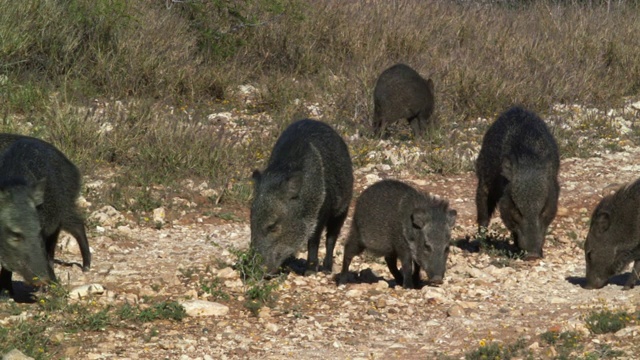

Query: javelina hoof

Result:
[428,278,444,286]
[523,254,542,261]
[335,273,350,285]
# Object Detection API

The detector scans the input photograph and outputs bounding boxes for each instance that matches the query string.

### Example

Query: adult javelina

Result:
[0,138,91,296]
[373,63,435,138]
[337,180,457,289]
[475,106,559,259]
[584,179,640,290]
[251,119,353,275]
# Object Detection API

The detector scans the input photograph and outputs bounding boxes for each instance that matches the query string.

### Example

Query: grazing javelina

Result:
[0,138,91,296]
[251,119,353,275]
[584,179,640,290]
[337,180,457,289]
[373,63,435,138]
[475,106,559,259]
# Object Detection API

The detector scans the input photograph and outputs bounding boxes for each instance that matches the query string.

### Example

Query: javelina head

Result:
[500,159,558,259]
[250,170,308,274]
[583,209,618,289]
[0,179,56,285]
[408,203,457,285]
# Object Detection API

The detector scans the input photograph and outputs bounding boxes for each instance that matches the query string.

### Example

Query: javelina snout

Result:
[0,182,57,293]
[583,179,640,290]
[338,180,456,290]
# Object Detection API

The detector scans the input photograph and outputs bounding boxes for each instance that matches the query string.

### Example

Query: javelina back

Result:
[337,180,457,289]
[251,119,353,275]
[475,106,559,259]
[0,138,91,296]
[373,63,435,138]
[584,179,640,290]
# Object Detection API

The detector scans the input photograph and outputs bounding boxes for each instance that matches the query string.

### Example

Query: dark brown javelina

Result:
[373,63,435,138]
[0,137,91,297]
[251,119,353,275]
[475,106,559,259]
[584,179,640,290]
[337,180,456,289]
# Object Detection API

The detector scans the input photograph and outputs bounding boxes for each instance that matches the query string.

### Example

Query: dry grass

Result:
[1,0,639,206]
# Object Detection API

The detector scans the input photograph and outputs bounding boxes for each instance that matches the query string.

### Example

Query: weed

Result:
[585,309,631,334]
[465,337,529,360]
[137,301,186,322]
[200,277,230,301]
[232,248,284,315]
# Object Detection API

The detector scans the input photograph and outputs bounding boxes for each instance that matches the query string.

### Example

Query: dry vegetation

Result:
[1,0,640,358]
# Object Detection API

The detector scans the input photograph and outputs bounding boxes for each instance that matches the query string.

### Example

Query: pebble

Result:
[181,300,229,317]
[2,349,33,360]
[69,284,106,299]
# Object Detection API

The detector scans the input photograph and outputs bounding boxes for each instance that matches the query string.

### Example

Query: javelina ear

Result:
[411,209,429,229]
[593,211,611,233]
[31,178,46,207]
[501,158,513,180]
[285,172,303,199]
[447,209,457,228]
[252,170,262,183]
[426,78,434,92]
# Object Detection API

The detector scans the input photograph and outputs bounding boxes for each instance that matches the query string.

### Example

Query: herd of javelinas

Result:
[1,63,638,301]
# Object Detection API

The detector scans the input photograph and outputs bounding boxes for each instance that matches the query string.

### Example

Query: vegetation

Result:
[1,0,639,209]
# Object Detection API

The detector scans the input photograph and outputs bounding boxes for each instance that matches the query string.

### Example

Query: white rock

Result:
[345,289,362,298]
[216,267,238,279]
[181,300,229,317]
[153,207,166,224]
[69,284,106,299]
[90,206,125,227]
[2,349,34,360]
[207,112,232,123]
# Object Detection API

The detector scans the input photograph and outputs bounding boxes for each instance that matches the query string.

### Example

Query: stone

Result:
[2,349,34,360]
[69,284,106,299]
[447,304,465,317]
[181,300,229,317]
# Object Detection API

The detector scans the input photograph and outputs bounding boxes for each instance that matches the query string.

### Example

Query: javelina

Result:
[584,179,640,290]
[475,106,559,259]
[337,180,457,289]
[0,138,91,296]
[373,63,435,138]
[251,119,353,275]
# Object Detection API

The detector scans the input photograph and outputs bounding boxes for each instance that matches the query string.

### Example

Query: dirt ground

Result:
[4,145,635,359]
[2,108,640,359]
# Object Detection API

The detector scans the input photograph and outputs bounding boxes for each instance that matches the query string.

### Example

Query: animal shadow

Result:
[566,273,636,289]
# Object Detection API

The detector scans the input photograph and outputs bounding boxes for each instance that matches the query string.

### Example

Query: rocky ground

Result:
[2,102,640,359]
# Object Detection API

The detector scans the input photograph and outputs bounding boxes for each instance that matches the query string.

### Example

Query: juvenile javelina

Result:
[584,179,640,290]
[475,106,559,259]
[0,138,91,296]
[373,63,435,138]
[337,180,457,289]
[251,119,353,275]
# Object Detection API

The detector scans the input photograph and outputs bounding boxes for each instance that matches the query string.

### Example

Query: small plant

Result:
[465,338,528,360]
[36,282,70,312]
[476,227,526,265]
[585,309,631,334]
[200,277,230,301]
[137,301,187,322]
[232,248,284,315]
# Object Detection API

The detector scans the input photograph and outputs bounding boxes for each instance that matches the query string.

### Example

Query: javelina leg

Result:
[623,261,640,290]
[304,224,324,276]
[45,227,62,268]
[476,180,495,229]
[63,217,92,271]
[385,254,403,285]
[0,268,12,297]
[412,261,421,288]
[337,233,364,285]
[323,211,348,273]
[399,254,415,289]
[409,116,422,138]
